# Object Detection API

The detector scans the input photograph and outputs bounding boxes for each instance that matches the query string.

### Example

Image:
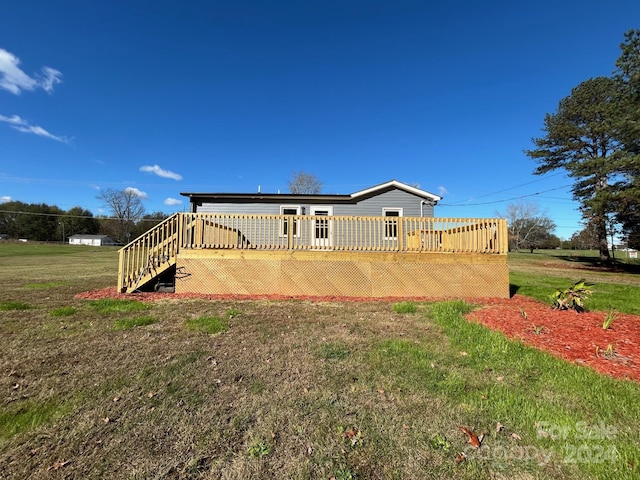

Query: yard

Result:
[1,244,639,479]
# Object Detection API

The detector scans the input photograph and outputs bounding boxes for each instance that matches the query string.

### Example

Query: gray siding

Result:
[196,188,435,217]
[197,202,283,215]
[334,189,434,217]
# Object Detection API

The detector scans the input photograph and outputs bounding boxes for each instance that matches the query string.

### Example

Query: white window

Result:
[280,205,301,237]
[383,208,403,239]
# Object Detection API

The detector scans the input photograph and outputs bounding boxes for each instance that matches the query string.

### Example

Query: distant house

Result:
[69,234,117,246]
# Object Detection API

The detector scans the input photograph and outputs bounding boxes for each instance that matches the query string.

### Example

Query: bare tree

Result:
[97,188,146,244]
[502,201,556,252]
[288,171,322,194]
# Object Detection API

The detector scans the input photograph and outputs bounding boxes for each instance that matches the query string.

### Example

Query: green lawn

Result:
[0,243,638,479]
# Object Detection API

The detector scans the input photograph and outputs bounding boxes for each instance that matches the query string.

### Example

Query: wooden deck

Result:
[118,213,509,298]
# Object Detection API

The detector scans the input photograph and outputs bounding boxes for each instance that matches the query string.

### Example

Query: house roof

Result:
[181,180,441,204]
[69,234,113,239]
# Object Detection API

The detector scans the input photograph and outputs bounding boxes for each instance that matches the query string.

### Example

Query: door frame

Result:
[310,206,333,247]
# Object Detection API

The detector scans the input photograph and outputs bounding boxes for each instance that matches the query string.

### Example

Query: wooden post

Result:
[287,216,294,250]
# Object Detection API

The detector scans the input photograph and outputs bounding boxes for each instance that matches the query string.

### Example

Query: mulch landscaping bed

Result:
[76,288,640,382]
[466,294,640,383]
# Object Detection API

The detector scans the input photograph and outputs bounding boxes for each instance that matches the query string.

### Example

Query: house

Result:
[117,180,509,298]
[182,179,441,218]
[69,234,117,247]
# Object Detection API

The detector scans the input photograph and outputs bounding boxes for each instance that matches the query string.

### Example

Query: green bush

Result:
[550,279,592,312]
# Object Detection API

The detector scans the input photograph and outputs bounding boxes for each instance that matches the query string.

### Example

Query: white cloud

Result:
[125,187,148,199]
[0,195,12,203]
[164,197,182,206]
[0,113,68,143]
[0,49,62,95]
[438,186,449,197]
[139,164,183,181]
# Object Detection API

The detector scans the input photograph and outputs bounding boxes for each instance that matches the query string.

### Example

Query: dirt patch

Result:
[76,288,640,383]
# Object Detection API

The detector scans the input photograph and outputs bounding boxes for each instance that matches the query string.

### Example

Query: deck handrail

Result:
[117,213,507,292]
[177,213,507,253]
[117,213,182,292]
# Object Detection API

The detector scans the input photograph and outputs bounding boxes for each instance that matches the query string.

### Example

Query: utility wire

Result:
[439,184,574,207]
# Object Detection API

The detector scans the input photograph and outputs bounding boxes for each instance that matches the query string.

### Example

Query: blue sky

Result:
[1,0,638,239]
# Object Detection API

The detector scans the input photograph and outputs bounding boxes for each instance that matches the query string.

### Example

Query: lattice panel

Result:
[175,251,509,299]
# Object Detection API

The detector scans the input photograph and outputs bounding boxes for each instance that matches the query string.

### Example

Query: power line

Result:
[439,184,573,207]
[442,172,566,206]
[0,209,165,222]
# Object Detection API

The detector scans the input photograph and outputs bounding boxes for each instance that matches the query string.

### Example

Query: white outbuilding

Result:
[68,234,117,246]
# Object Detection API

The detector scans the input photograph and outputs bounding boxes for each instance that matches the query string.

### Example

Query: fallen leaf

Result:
[511,432,522,441]
[459,426,482,448]
[496,376,504,382]
[113,396,121,402]
[343,428,357,439]
[48,460,70,471]
[377,388,385,395]
[459,351,468,356]
[148,391,155,398]
[306,444,313,456]
[496,422,504,433]
[455,452,467,464]
[402,424,410,430]
[102,417,110,424]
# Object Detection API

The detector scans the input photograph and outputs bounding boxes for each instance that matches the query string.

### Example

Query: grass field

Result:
[1,243,639,479]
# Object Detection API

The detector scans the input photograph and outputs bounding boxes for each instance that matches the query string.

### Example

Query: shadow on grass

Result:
[556,255,640,274]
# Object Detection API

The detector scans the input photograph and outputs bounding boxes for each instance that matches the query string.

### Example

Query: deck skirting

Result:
[175,249,509,299]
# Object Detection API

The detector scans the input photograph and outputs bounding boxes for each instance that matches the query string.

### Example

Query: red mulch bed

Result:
[75,288,640,382]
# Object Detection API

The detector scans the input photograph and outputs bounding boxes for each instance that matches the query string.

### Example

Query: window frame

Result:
[382,207,403,240]
[280,205,301,238]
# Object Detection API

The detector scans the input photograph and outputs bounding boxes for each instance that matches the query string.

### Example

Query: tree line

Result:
[526,29,640,261]
[0,191,170,244]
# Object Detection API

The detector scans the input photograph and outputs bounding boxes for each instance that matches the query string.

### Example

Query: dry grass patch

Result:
[2,245,640,479]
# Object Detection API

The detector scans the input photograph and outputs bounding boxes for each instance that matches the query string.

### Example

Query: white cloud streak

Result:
[0,49,62,95]
[0,195,12,203]
[139,164,183,181]
[0,113,68,143]
[438,186,449,197]
[164,197,182,206]
[125,187,148,199]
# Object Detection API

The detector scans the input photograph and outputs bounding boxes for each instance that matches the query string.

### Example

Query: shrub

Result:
[550,279,592,312]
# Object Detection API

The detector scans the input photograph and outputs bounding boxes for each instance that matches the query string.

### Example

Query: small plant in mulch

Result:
[595,343,616,359]
[550,279,592,312]
[602,309,618,330]
[530,324,545,335]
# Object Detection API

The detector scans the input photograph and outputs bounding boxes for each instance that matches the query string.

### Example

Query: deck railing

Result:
[118,213,507,291]
[178,213,507,254]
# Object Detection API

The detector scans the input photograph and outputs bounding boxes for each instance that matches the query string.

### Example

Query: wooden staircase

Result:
[118,213,182,293]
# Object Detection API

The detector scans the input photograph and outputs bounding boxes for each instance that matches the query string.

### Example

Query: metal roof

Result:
[181,179,441,204]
